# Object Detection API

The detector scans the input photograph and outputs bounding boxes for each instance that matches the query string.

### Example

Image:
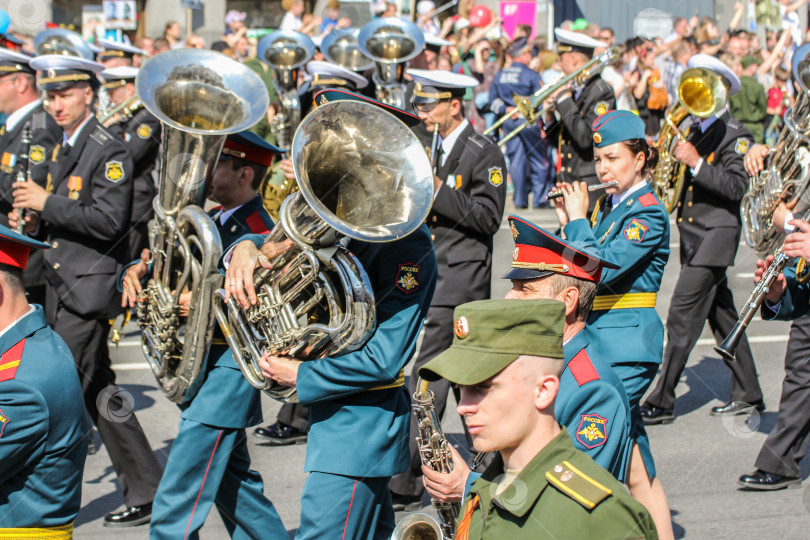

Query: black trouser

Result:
[755,315,810,477]
[276,402,310,431]
[645,264,763,410]
[48,298,162,508]
[390,306,457,498]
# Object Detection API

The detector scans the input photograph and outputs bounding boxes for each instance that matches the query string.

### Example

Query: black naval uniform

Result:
[40,116,162,509]
[644,111,763,412]
[0,103,61,305]
[545,72,615,188]
[390,121,506,499]
[107,105,161,259]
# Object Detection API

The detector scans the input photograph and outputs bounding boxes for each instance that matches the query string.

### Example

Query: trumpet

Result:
[547,180,618,200]
[715,209,810,360]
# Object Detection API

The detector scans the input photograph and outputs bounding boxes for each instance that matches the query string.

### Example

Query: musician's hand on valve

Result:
[744,144,769,176]
[755,255,787,304]
[258,351,301,387]
[422,445,469,504]
[7,209,38,233]
[278,158,295,181]
[121,249,150,308]
[12,180,49,212]
[673,140,700,169]
[177,291,192,318]
[225,238,294,309]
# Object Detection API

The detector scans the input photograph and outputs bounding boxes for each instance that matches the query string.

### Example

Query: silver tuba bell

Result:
[321,28,374,72]
[392,513,445,540]
[741,43,810,258]
[258,30,315,151]
[358,17,425,108]
[214,99,434,402]
[135,49,269,402]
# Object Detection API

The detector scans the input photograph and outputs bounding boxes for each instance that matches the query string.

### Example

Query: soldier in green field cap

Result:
[419,299,658,540]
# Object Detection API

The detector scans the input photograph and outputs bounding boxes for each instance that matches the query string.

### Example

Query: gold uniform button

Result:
[53,262,60,270]
[567,167,572,173]
[431,215,437,223]
[687,201,693,207]
[688,217,694,223]
[677,202,681,208]
[688,186,693,191]
[677,217,683,223]
[431,234,435,241]
[567,153,572,159]
[51,241,59,248]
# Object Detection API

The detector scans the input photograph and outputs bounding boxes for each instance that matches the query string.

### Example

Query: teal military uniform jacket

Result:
[461,428,658,540]
[762,265,810,322]
[234,224,437,477]
[558,330,632,480]
[564,183,670,366]
[0,306,88,527]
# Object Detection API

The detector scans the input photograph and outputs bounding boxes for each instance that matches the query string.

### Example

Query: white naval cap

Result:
[97,37,145,60]
[687,53,741,96]
[306,60,368,89]
[423,32,451,53]
[407,68,478,103]
[0,48,35,74]
[554,28,606,55]
[30,54,104,90]
[100,65,139,88]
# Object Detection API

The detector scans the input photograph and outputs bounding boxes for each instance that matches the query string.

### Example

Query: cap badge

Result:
[454,316,470,339]
[512,246,519,261]
[510,221,518,241]
[593,132,602,144]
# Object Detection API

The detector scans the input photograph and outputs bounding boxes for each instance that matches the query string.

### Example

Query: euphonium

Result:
[358,17,425,108]
[653,67,728,213]
[134,49,269,403]
[741,43,810,258]
[214,99,433,402]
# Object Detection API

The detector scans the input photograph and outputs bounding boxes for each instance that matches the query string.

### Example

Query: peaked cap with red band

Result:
[504,216,618,282]
[0,224,50,270]
[222,130,284,167]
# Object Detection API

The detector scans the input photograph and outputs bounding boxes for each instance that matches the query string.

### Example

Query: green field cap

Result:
[419,299,565,385]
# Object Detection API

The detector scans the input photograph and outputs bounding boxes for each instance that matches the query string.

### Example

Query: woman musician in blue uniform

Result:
[551,110,674,540]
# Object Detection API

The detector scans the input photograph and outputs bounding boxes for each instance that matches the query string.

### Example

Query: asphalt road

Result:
[74,203,809,539]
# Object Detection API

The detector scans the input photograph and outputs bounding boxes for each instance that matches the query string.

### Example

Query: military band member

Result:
[0,225,88,538]
[100,66,161,259]
[225,89,438,540]
[253,65,369,445]
[489,37,550,208]
[96,38,144,68]
[419,300,659,540]
[545,29,615,201]
[10,54,163,527]
[389,68,505,509]
[642,54,764,425]
[554,110,674,540]
[121,130,288,539]
[0,49,61,306]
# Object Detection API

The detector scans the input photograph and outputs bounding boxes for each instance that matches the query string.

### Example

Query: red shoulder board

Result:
[245,212,270,234]
[568,349,600,386]
[0,339,25,382]
[638,193,659,207]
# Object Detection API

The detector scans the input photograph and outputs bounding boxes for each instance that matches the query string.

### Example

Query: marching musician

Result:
[224,89,437,540]
[0,49,61,306]
[96,38,145,68]
[418,299,658,540]
[388,68,506,511]
[641,54,764,425]
[734,144,810,491]
[488,37,549,208]
[9,54,163,528]
[253,63,369,446]
[545,29,616,207]
[421,218,633,507]
[553,110,674,540]
[0,225,88,538]
[120,130,288,539]
[100,66,161,259]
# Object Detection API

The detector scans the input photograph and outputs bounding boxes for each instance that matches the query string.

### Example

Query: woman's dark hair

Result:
[623,138,658,178]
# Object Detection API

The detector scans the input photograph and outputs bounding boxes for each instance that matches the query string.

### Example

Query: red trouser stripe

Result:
[341,479,359,540]
[184,429,223,540]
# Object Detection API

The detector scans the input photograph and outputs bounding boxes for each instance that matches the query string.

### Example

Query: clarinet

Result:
[16,122,31,235]
[413,378,459,539]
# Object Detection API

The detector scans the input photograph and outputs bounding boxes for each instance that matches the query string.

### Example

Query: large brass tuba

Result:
[653,67,728,213]
[321,28,374,72]
[135,49,269,402]
[741,43,810,258]
[214,99,433,402]
[358,17,425,108]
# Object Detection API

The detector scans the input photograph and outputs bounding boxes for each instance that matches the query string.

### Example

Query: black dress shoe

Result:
[88,439,97,456]
[253,423,308,446]
[738,469,800,491]
[640,404,675,425]
[710,400,765,416]
[103,503,152,527]
[391,493,422,512]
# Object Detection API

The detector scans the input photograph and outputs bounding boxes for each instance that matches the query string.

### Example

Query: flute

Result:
[547,180,619,200]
